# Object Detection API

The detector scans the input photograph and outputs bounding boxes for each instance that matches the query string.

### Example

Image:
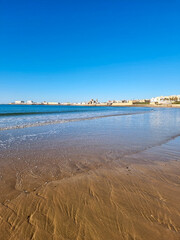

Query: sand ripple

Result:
[0,162,180,240]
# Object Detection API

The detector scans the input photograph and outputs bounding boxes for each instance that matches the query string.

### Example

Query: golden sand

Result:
[0,159,180,240]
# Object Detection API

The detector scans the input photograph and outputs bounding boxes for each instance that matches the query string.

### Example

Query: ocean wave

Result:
[0,111,152,131]
[0,109,104,117]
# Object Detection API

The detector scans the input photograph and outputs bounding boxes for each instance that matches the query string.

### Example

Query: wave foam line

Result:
[0,111,153,131]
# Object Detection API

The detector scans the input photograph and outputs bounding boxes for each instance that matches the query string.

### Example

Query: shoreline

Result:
[7,103,180,108]
[73,103,180,108]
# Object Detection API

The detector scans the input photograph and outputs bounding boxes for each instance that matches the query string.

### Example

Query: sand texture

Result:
[0,160,180,240]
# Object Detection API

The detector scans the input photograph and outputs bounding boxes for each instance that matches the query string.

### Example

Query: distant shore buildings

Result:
[88,99,99,104]
[14,100,25,104]
[10,95,180,106]
[27,100,34,104]
[10,100,61,105]
[150,95,180,105]
[46,102,60,105]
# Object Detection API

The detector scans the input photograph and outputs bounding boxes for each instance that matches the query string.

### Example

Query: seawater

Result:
[0,105,180,163]
[0,105,151,130]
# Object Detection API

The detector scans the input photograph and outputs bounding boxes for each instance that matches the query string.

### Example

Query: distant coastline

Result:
[7,103,180,108]
[8,94,180,108]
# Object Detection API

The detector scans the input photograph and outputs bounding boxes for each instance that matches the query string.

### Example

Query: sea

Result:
[0,104,180,163]
[0,104,152,130]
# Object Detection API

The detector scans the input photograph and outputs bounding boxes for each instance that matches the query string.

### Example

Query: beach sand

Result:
[0,154,180,240]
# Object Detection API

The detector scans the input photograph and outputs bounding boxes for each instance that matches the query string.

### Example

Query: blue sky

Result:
[0,0,180,103]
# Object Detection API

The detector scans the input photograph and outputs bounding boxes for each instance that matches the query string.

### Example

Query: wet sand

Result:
[0,152,180,240]
[0,110,180,239]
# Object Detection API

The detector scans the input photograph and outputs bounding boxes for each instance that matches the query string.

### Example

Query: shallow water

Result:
[0,106,180,159]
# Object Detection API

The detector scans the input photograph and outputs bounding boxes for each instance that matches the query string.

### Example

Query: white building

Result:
[151,95,180,104]
[42,101,48,105]
[47,102,60,105]
[27,100,33,104]
[15,101,24,104]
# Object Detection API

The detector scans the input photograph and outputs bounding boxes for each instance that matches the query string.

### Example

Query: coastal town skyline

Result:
[9,94,180,106]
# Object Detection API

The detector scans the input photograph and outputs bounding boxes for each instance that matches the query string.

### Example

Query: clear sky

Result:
[0,0,180,103]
